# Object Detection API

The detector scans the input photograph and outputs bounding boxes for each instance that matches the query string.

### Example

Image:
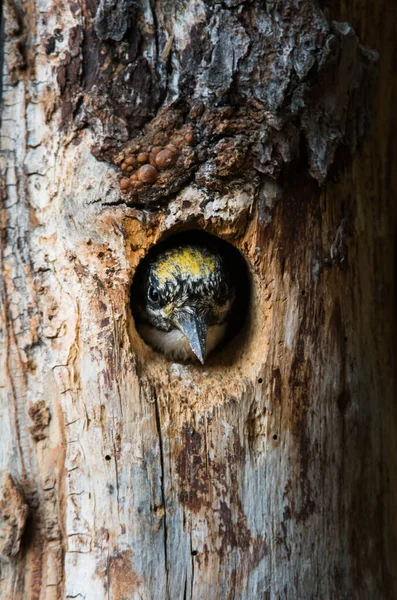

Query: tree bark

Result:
[0,0,396,599]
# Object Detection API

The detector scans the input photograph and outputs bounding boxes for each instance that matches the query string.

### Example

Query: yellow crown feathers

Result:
[154,247,216,285]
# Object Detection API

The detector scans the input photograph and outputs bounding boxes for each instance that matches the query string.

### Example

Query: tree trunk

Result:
[0,0,396,598]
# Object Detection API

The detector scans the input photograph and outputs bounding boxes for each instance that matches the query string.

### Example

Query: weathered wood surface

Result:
[0,0,396,598]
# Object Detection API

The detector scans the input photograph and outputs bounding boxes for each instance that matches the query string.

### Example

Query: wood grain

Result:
[0,0,396,598]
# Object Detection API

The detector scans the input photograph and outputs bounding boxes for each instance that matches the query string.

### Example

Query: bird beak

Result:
[174,312,207,364]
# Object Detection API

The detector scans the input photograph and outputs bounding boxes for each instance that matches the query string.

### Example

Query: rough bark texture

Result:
[0,0,396,599]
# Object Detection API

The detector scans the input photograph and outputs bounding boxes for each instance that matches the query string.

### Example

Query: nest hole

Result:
[130,230,251,366]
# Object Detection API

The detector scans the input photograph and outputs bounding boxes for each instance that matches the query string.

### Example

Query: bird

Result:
[134,243,235,363]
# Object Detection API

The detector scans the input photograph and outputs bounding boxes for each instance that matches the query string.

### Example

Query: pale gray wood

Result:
[0,0,396,598]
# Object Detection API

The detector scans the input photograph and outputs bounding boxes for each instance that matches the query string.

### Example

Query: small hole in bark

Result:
[191,550,198,556]
[273,434,278,440]
[131,230,251,365]
[258,377,263,384]
[105,454,111,461]
[301,290,305,296]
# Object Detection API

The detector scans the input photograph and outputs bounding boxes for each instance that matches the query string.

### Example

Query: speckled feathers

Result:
[134,242,235,362]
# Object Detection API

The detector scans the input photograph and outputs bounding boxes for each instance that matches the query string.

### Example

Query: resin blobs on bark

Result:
[118,141,181,193]
[76,0,377,205]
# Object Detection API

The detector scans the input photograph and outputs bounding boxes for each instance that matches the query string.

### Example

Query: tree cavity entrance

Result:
[130,230,251,366]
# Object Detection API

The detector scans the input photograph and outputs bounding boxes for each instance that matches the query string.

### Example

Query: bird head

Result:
[136,244,234,363]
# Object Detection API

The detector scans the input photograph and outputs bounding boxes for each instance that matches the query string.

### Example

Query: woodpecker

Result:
[135,243,235,363]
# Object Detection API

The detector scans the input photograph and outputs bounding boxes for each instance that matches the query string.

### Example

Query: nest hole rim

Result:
[129,227,255,370]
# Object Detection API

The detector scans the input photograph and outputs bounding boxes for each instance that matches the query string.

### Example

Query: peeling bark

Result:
[0,475,28,559]
[0,0,396,599]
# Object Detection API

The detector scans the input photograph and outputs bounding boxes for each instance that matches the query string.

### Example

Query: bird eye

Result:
[148,285,160,304]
